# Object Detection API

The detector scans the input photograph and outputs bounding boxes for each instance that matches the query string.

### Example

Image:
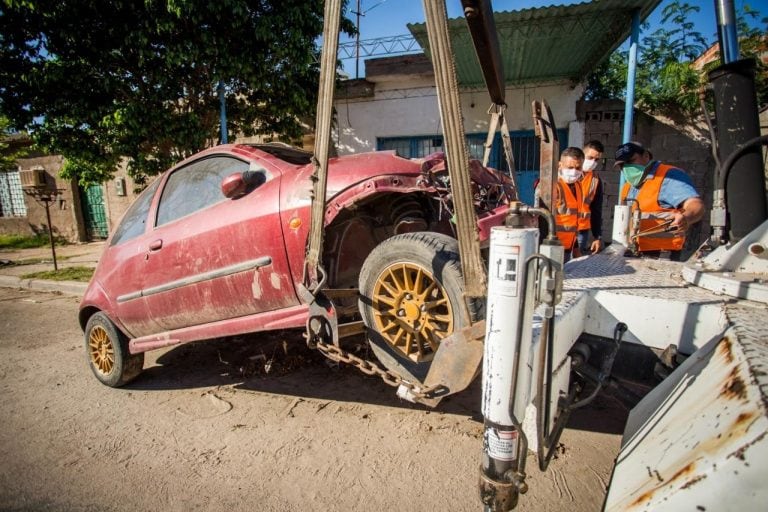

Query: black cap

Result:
[614,141,647,165]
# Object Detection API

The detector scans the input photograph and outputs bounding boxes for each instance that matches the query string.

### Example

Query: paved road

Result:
[0,287,624,512]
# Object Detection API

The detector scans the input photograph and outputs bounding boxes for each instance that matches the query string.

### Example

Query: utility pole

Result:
[352,0,387,79]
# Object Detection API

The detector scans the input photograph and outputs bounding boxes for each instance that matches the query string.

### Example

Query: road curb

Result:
[0,274,86,296]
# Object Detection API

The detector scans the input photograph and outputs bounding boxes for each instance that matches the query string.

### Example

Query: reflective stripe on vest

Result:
[577,171,599,231]
[620,164,686,252]
[555,180,581,249]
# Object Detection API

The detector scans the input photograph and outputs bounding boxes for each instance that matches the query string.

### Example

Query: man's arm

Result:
[659,168,704,233]
[589,179,604,253]
[671,196,705,233]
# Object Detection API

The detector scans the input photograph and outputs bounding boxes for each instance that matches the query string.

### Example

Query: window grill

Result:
[0,169,28,217]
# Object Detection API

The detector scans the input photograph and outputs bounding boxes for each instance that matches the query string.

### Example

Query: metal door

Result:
[80,184,109,239]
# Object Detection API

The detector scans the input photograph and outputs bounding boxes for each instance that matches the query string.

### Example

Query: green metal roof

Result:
[407,0,661,88]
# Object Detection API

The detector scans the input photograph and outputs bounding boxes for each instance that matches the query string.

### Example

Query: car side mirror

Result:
[221,170,266,199]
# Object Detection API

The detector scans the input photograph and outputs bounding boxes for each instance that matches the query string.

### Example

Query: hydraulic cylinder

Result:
[480,226,539,511]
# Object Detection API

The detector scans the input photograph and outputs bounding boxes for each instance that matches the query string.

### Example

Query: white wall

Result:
[334,78,585,155]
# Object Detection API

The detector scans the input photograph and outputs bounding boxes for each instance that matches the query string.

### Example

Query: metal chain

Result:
[314,341,440,400]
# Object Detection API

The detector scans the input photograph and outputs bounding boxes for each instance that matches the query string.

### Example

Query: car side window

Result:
[110,178,162,246]
[155,156,250,227]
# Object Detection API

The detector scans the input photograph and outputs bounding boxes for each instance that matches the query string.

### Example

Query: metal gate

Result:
[80,184,108,239]
[378,129,568,206]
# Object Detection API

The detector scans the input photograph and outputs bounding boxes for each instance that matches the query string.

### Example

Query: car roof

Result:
[240,143,313,166]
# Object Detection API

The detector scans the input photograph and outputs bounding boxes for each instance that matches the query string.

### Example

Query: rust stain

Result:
[728,430,766,461]
[720,366,747,401]
[680,473,707,490]
[629,462,696,508]
[667,462,696,486]
[734,411,755,427]
[717,336,734,364]
[630,489,655,508]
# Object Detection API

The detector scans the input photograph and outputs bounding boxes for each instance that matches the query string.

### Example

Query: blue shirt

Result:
[624,161,699,209]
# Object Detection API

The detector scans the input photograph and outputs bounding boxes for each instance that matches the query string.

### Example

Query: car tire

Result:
[358,232,482,382]
[85,312,144,387]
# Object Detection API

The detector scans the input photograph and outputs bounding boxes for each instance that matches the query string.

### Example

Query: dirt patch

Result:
[0,288,624,511]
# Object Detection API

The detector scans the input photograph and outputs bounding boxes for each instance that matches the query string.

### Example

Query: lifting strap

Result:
[303,0,342,292]
[483,103,519,199]
[423,0,487,298]
[532,100,559,212]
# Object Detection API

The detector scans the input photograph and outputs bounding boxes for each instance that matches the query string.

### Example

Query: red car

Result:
[79,143,514,387]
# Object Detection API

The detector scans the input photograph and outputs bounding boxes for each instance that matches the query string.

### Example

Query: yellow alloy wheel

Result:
[88,325,115,376]
[371,262,454,363]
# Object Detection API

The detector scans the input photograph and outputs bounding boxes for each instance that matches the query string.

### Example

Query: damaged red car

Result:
[79,143,514,387]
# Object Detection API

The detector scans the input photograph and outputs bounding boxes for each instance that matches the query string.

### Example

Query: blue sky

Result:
[338,0,766,76]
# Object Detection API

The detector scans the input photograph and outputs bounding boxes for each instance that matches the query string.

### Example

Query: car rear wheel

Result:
[85,312,144,387]
[358,232,482,382]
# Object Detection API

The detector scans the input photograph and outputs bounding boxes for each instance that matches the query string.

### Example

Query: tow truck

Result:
[303,1,768,510]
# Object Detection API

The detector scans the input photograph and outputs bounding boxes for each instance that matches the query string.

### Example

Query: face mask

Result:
[583,159,597,171]
[621,163,646,187]
[560,168,582,184]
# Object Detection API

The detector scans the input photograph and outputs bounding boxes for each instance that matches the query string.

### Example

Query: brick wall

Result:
[13,154,86,243]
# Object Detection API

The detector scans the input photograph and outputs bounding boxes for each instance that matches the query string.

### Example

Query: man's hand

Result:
[669,209,689,234]
[590,239,603,254]
[670,197,705,234]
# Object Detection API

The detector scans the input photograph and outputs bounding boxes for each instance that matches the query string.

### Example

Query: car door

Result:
[100,177,164,338]
[139,154,299,333]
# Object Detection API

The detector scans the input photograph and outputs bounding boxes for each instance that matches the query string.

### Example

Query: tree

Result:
[0,115,27,172]
[0,0,354,185]
[584,1,767,116]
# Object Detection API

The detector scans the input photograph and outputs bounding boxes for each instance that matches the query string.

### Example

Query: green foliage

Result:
[0,233,67,249]
[20,266,93,282]
[583,51,628,101]
[0,0,355,184]
[734,5,768,108]
[0,115,28,171]
[584,1,767,116]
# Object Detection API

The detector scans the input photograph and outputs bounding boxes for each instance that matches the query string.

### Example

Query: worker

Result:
[614,141,705,260]
[535,146,586,260]
[577,140,605,255]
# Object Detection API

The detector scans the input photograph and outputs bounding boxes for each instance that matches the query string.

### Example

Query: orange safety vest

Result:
[620,164,685,252]
[577,171,600,232]
[554,179,581,250]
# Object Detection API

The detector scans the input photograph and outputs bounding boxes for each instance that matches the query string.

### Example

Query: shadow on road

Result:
[126,329,628,434]
[126,329,483,417]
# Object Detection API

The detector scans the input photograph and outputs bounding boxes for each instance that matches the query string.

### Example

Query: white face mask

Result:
[560,168,582,184]
[583,158,597,171]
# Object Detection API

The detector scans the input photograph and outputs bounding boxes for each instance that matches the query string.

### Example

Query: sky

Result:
[337,0,767,77]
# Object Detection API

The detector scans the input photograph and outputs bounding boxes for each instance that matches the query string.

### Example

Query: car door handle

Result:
[148,239,163,251]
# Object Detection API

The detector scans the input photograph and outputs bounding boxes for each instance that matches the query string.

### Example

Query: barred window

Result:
[0,169,27,217]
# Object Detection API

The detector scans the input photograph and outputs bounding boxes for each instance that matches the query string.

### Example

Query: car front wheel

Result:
[85,312,144,387]
[358,232,482,382]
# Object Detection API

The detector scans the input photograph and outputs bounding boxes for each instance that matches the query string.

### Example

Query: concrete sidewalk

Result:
[0,241,104,296]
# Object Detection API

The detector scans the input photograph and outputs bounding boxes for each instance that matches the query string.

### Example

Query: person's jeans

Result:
[577,229,590,253]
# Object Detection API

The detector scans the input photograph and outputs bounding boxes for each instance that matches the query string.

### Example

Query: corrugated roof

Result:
[407,0,661,88]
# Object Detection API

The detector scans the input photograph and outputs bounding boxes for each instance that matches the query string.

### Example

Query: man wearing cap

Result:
[614,141,705,259]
